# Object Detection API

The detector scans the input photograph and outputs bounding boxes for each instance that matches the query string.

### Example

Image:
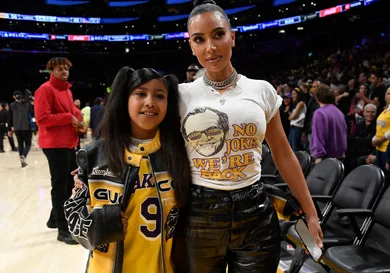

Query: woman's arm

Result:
[288,101,304,120]
[265,111,323,247]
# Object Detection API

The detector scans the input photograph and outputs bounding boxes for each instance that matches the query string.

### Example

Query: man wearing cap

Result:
[8,90,34,167]
[184,63,200,83]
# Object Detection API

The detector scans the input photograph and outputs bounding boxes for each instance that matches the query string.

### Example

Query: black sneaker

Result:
[20,155,28,168]
[11,148,18,152]
[57,231,79,245]
[46,219,57,229]
[0,150,5,153]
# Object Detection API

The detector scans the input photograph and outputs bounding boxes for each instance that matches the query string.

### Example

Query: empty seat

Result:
[279,158,344,235]
[287,164,385,273]
[322,186,390,273]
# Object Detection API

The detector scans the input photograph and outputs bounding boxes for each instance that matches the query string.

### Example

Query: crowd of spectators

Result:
[274,34,390,175]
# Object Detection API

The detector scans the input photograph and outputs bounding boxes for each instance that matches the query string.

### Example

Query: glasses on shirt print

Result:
[182,107,229,157]
[188,127,222,141]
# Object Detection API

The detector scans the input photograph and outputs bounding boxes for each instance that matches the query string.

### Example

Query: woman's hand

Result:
[70,169,84,197]
[121,212,129,238]
[372,137,385,147]
[265,112,323,248]
[71,169,84,189]
[306,214,324,249]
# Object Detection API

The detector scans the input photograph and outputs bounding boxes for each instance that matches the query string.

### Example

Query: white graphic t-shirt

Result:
[179,75,282,190]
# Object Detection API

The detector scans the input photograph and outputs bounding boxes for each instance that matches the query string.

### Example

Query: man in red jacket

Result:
[35,57,81,245]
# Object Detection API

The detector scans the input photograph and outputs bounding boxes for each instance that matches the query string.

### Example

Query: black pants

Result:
[0,125,6,151]
[7,130,16,150]
[43,148,76,231]
[15,130,32,157]
[186,182,281,273]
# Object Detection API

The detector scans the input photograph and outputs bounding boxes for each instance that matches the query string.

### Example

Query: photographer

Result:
[8,90,34,167]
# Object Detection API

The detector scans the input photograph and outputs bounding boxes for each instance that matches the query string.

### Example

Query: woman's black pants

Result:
[186,181,281,273]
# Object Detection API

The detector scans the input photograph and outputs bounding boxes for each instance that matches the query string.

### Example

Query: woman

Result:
[348,84,368,135]
[66,67,191,273]
[280,92,292,138]
[288,88,306,151]
[179,0,322,272]
[372,87,390,171]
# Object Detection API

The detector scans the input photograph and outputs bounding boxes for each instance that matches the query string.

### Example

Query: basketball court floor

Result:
[0,136,87,273]
[2,134,388,273]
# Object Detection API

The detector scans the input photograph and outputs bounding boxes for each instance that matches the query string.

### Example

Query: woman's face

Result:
[283,97,291,105]
[334,87,339,96]
[128,79,168,139]
[292,90,298,101]
[359,85,367,95]
[385,88,390,105]
[188,11,235,74]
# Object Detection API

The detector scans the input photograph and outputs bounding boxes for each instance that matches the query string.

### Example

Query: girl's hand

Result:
[306,214,324,249]
[121,212,129,238]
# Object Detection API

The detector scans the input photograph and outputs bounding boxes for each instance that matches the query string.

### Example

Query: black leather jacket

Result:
[64,140,187,273]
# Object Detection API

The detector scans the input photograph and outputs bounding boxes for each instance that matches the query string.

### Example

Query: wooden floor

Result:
[0,135,88,273]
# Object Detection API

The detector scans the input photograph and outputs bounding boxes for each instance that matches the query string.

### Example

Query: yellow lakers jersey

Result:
[376,108,390,152]
[86,132,177,273]
[123,156,175,273]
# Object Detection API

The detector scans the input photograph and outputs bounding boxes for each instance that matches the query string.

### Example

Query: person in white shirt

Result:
[179,0,323,272]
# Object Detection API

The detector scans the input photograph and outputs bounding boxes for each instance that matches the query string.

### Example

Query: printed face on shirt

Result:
[182,107,229,157]
[52,64,70,82]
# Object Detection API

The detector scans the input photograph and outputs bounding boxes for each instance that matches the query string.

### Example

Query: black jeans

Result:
[186,182,281,273]
[15,130,32,157]
[0,125,6,151]
[43,148,76,231]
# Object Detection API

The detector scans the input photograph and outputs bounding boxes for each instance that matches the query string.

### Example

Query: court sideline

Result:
[0,137,87,273]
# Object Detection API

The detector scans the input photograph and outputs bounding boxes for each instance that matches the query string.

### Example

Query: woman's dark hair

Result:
[100,66,191,207]
[315,84,335,104]
[188,0,231,29]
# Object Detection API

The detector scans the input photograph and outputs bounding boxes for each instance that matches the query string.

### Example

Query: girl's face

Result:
[128,78,168,139]
[188,11,235,74]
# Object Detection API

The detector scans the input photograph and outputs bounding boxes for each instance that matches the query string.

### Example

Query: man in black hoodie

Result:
[8,90,33,167]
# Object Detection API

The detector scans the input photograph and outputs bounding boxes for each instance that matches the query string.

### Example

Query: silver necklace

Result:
[203,70,239,90]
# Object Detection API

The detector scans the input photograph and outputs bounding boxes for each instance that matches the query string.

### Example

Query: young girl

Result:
[65,67,191,273]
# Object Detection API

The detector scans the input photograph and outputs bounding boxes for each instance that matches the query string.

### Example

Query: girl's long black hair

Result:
[100,66,191,207]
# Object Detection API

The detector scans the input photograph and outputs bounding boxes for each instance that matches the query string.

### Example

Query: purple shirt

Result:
[311,104,347,159]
